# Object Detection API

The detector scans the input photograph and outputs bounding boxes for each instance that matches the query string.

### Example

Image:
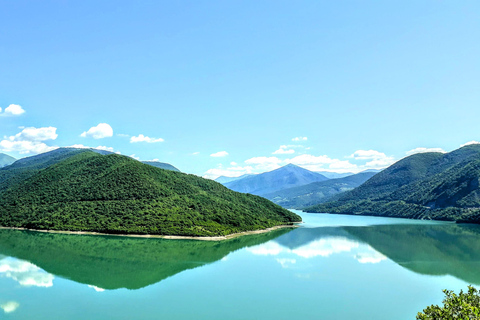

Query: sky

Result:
[1,1,479,179]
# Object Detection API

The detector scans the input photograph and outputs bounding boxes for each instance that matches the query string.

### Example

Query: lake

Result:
[1,210,480,319]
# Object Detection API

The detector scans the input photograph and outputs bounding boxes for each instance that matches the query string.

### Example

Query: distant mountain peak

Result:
[223,163,328,195]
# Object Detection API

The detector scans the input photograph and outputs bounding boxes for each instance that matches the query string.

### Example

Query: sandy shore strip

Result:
[0,224,300,241]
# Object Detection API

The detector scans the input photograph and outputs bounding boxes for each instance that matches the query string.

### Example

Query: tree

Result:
[417,286,480,319]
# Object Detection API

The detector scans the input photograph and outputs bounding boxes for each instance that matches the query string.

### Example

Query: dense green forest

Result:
[306,145,480,223]
[263,172,376,209]
[0,149,300,236]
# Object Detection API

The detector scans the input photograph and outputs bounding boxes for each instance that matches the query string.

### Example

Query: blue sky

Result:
[1,1,479,178]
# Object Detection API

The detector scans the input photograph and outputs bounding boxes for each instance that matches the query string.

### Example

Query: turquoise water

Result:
[1,211,480,319]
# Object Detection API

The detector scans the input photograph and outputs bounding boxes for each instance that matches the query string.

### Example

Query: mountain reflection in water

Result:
[1,219,480,292]
[0,228,292,290]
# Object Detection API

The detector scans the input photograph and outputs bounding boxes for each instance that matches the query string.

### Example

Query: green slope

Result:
[263,172,377,209]
[306,145,480,223]
[0,148,88,193]
[0,227,291,290]
[0,151,300,236]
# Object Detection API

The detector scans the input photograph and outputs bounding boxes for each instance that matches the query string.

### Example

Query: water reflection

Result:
[0,228,292,290]
[0,258,54,287]
[248,228,383,266]
[246,222,480,285]
[0,301,20,314]
[344,223,480,285]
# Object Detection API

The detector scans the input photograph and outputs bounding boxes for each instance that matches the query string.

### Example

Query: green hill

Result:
[0,150,300,236]
[306,145,480,223]
[0,153,16,168]
[263,172,377,209]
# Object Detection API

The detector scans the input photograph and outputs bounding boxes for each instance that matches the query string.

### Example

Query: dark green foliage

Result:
[0,148,88,193]
[0,151,300,236]
[417,286,480,319]
[0,227,291,289]
[0,153,16,168]
[306,145,480,223]
[263,172,377,209]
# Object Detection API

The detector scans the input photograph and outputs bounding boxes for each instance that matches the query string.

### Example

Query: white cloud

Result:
[291,238,359,258]
[0,140,56,155]
[203,165,254,180]
[406,147,446,156]
[14,127,58,141]
[350,150,387,160]
[130,134,164,143]
[245,156,282,171]
[285,154,358,173]
[461,141,480,147]
[210,151,229,157]
[0,258,54,287]
[363,158,395,169]
[116,133,130,137]
[192,152,200,155]
[292,137,307,142]
[81,123,113,139]
[129,154,140,160]
[247,237,360,259]
[349,149,395,170]
[1,301,19,314]
[276,258,297,269]
[273,145,295,155]
[354,251,386,264]
[0,104,25,116]
[230,162,237,166]
[0,127,58,154]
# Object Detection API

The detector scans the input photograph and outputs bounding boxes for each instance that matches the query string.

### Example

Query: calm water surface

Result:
[1,211,480,319]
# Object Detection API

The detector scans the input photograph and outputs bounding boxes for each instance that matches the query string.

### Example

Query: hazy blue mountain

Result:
[215,174,255,184]
[360,169,381,174]
[141,161,180,172]
[0,153,16,168]
[223,164,328,196]
[263,172,377,209]
[316,171,354,179]
[306,145,480,224]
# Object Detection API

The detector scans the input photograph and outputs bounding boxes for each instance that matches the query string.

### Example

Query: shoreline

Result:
[0,224,300,241]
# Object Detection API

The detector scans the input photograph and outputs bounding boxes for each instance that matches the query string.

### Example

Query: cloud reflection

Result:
[247,237,386,265]
[0,258,54,287]
[1,301,20,313]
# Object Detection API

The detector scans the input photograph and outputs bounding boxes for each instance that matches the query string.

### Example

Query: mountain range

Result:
[215,174,255,184]
[306,144,480,223]
[263,171,377,208]
[223,164,328,195]
[0,148,300,236]
[0,153,16,168]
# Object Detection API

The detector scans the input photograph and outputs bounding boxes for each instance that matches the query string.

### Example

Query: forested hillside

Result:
[0,151,300,236]
[306,145,480,224]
